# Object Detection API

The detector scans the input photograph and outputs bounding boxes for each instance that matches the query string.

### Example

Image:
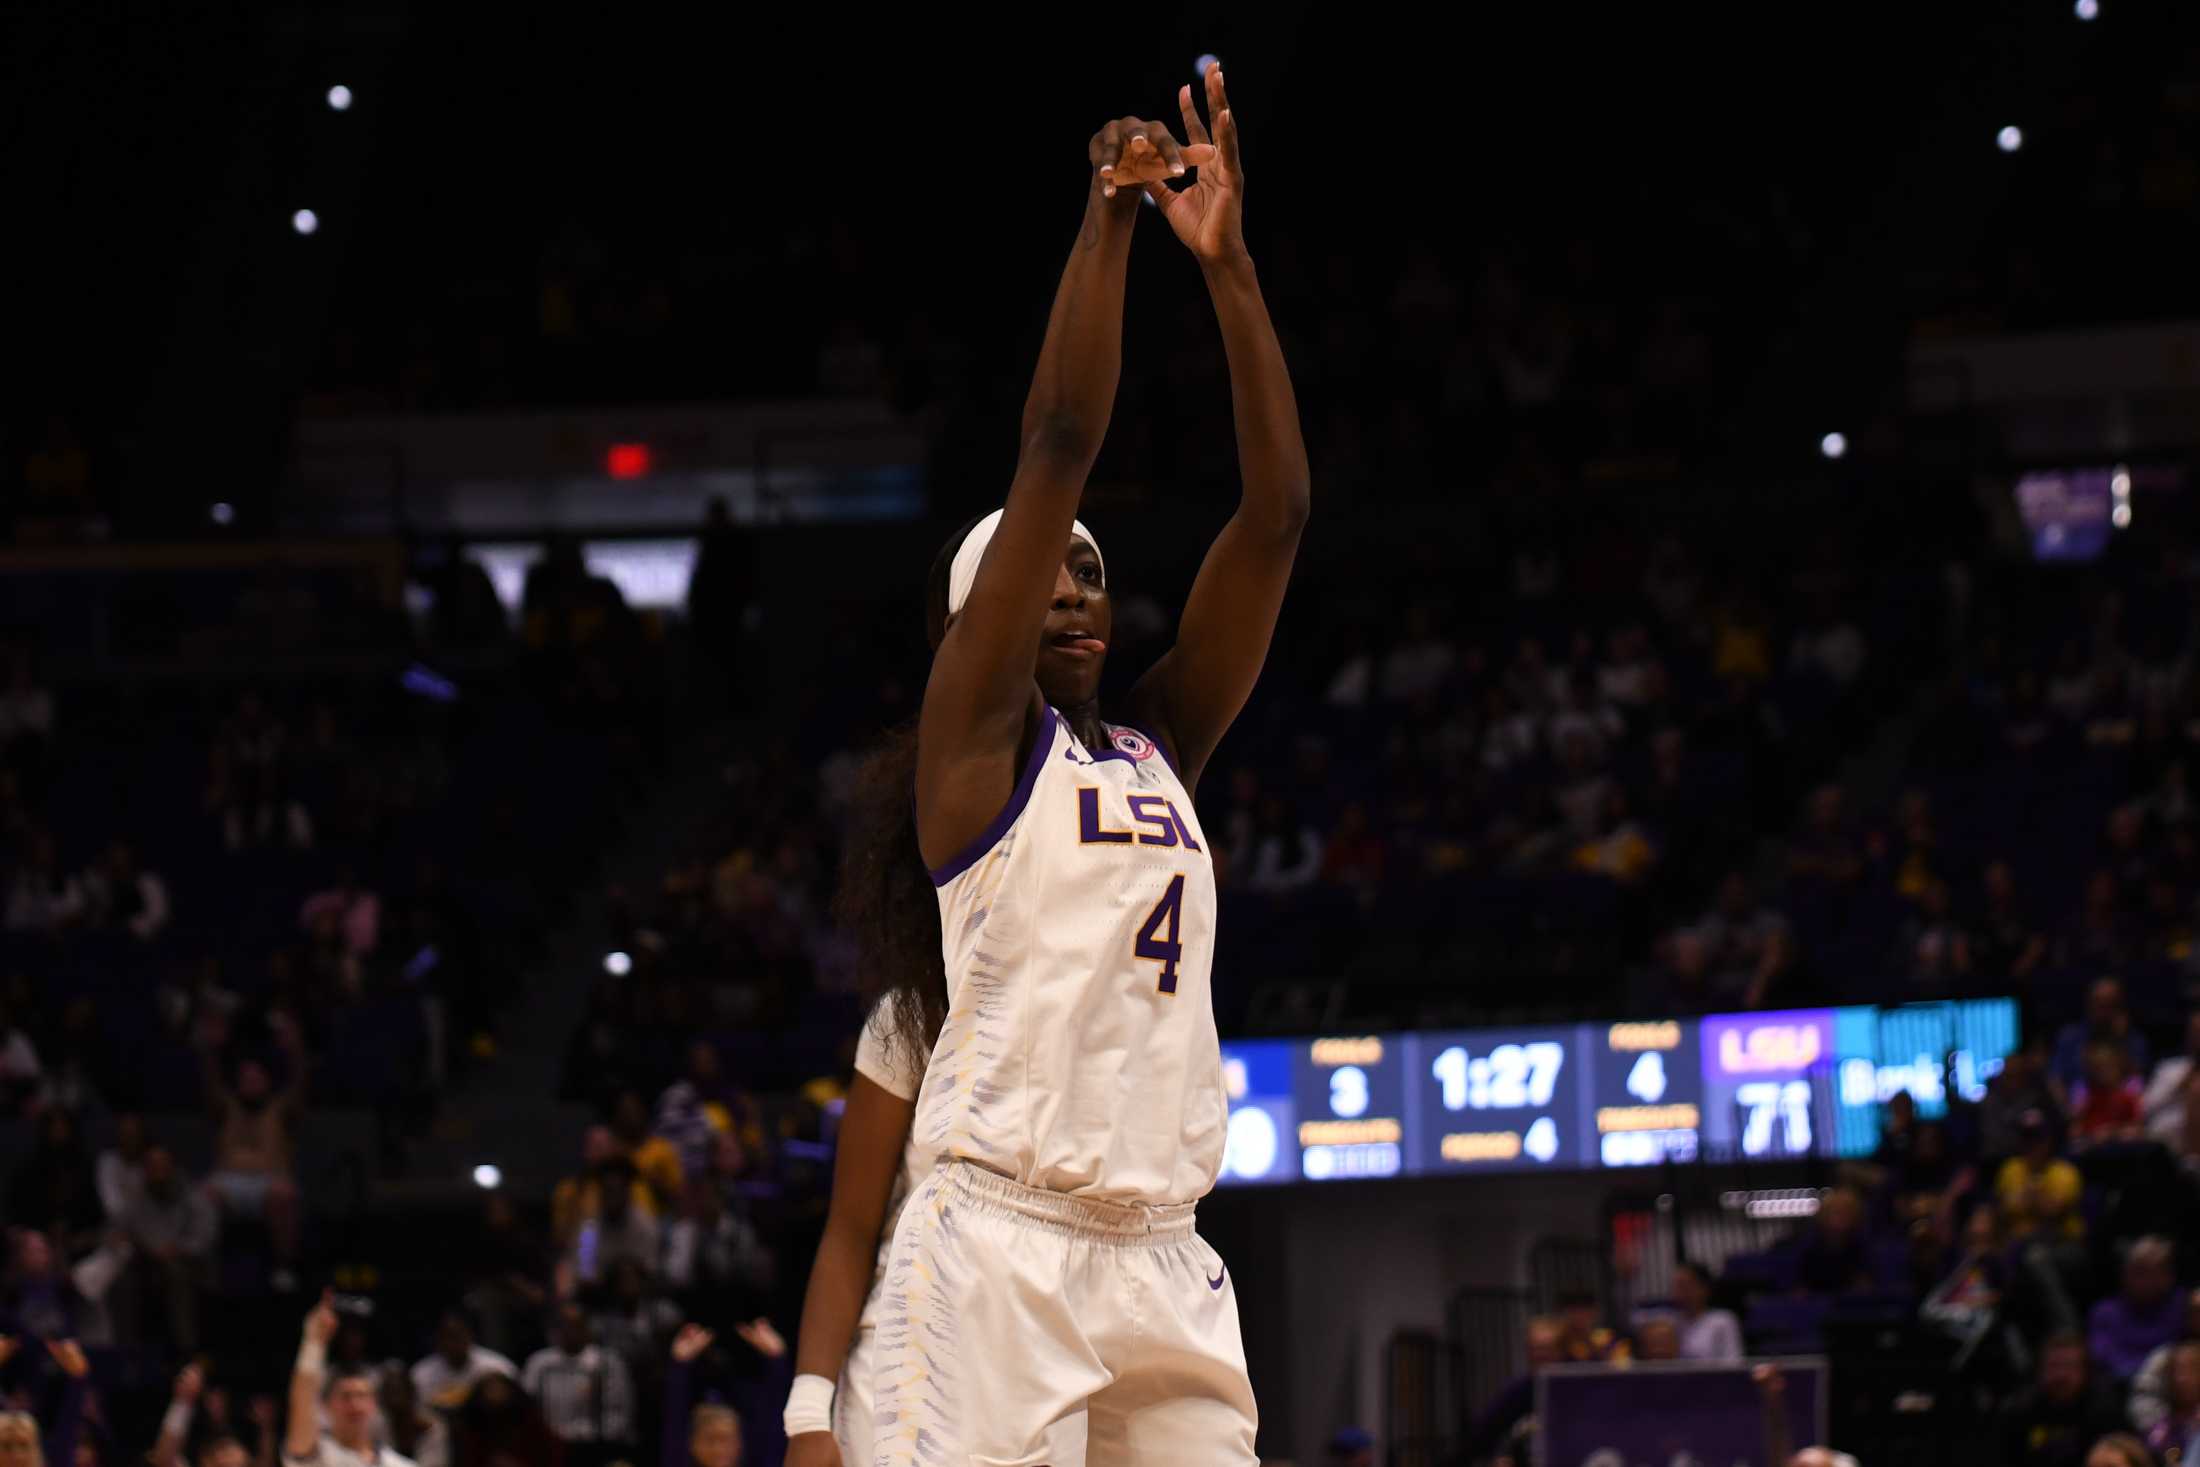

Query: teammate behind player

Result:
[836,64,1307,1466]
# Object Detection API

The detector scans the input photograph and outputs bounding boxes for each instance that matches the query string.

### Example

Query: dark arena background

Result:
[10,2,2200,1464]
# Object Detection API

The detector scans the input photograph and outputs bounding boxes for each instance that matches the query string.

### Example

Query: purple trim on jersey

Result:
[928,704,1059,886]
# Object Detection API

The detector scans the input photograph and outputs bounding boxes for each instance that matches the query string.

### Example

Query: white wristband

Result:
[783,1373,835,1437]
[296,1338,327,1376]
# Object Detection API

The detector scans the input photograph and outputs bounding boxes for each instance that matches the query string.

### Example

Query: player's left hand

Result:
[1144,65,1246,265]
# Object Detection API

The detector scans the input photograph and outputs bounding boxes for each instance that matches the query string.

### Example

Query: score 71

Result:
[1736,1080,1813,1157]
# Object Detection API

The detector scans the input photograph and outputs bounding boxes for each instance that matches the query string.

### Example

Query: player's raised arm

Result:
[1129,66,1311,791]
[915,117,1191,868]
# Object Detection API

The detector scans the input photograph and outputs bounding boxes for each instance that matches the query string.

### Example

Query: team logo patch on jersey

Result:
[1110,727,1158,762]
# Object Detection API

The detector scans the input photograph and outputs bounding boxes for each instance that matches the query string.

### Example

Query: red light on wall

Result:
[606,442,652,480]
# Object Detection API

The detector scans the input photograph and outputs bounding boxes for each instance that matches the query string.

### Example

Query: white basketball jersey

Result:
[917,705,1224,1204]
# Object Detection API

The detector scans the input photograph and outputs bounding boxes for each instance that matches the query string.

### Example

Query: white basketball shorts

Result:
[867,1161,1257,1466]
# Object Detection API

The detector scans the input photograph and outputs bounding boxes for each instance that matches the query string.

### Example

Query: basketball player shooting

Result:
[836,62,1310,1467]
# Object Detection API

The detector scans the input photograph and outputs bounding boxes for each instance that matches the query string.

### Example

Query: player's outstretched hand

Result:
[1144,64,1246,264]
[787,1431,843,1467]
[1090,117,1215,199]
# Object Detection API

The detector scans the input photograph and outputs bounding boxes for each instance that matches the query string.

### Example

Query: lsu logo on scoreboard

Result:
[1716,1023,1823,1074]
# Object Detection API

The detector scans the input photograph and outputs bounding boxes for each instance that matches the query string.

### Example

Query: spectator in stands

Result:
[2091,1237,2183,1384]
[2129,1289,2200,1437]
[1997,1111,2086,1247]
[1,1230,82,1342]
[2084,1435,2159,1467]
[1983,1045,2062,1160]
[0,1336,88,1466]
[1973,860,2048,983]
[1555,1289,1632,1363]
[2137,1341,2200,1462]
[4,831,81,934]
[568,1158,661,1290]
[451,1370,563,1467]
[77,840,168,943]
[1696,871,1792,1009]
[464,1192,550,1363]
[655,1042,733,1182]
[198,1017,305,1290]
[611,1091,685,1213]
[2139,1012,2200,1149]
[662,1325,741,1467]
[554,1127,655,1257]
[0,1009,39,1116]
[376,1366,449,1467]
[1672,1260,1742,1361]
[299,868,380,961]
[1239,795,1325,895]
[2052,979,2149,1099]
[1636,1316,1682,1361]
[661,1175,773,1306]
[1467,1315,1564,1467]
[285,1294,407,1467]
[411,1309,517,1411]
[1796,1185,1874,1296]
[523,1301,635,1456]
[210,691,307,852]
[1321,802,1388,907]
[1994,1333,2125,1467]
[7,1109,101,1250]
[93,1113,146,1220]
[115,1145,216,1355]
[594,1258,682,1403]
[2071,1040,2146,1147]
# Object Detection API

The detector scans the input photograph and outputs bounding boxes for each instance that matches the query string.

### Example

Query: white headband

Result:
[946,508,1104,617]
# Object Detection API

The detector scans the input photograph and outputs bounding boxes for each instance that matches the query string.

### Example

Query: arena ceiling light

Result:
[1195,53,1221,79]
[472,1164,503,1190]
[604,950,633,977]
[1819,432,1847,460]
[2075,0,2099,19]
[291,208,319,235]
[327,84,353,111]
[1997,125,2023,153]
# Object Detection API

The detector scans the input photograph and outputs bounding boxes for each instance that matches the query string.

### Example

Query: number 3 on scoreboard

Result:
[1136,874,1187,994]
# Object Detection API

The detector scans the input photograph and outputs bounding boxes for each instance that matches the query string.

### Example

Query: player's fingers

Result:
[1140,178,1174,211]
[1141,121,1187,177]
[1216,107,1242,176]
[1206,63,1228,122]
[1179,83,1211,147]
[1096,119,1125,192]
[1180,143,1217,168]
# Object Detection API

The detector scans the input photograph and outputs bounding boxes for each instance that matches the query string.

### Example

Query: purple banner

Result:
[1536,1358,1827,1467]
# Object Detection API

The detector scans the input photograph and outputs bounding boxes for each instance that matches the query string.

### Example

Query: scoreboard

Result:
[1215,997,2016,1188]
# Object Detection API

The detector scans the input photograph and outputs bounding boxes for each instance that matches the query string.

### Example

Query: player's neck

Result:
[1060,702,1107,753]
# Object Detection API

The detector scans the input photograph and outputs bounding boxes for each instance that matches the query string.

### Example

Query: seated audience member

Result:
[2138,1341,2200,1462]
[1466,1316,1565,1467]
[411,1309,517,1411]
[2129,1288,2200,1435]
[1637,1316,1682,1361]
[116,1145,217,1354]
[1922,1203,2010,1346]
[451,1370,563,1467]
[1982,1044,2062,1160]
[94,1113,148,1220]
[568,1157,661,1289]
[589,1259,682,1373]
[661,1176,774,1304]
[524,1302,636,1454]
[378,1366,451,1467]
[2070,1040,2145,1147]
[2051,979,2149,1099]
[1555,1289,1632,1363]
[1997,1112,2086,1247]
[655,1042,735,1181]
[2139,1013,2200,1149]
[553,1127,660,1247]
[1994,1333,2126,1467]
[79,839,170,942]
[2084,1434,2160,1467]
[1672,1260,1742,1362]
[1795,1186,1873,1295]
[662,1319,788,1467]
[2091,1238,2184,1384]
[611,1090,686,1213]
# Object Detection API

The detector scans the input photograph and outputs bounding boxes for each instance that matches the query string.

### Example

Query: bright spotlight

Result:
[472,1164,503,1190]
[209,502,235,526]
[603,950,632,977]
[2074,0,2098,18]
[292,208,319,235]
[1195,54,1221,79]
[1997,126,2023,153]
[327,84,353,111]
[2113,503,2132,528]
[1820,432,1848,460]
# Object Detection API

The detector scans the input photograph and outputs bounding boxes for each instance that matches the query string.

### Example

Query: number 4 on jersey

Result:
[1136,874,1187,994]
